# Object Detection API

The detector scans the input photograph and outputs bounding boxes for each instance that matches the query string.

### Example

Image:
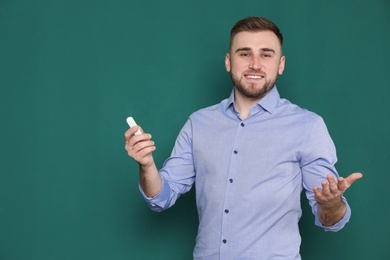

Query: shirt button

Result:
[224,209,229,214]
[233,150,238,154]
[222,239,227,244]
[241,122,245,127]
[229,179,233,183]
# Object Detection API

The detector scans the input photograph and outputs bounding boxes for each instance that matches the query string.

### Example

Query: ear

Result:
[278,56,286,75]
[225,53,231,72]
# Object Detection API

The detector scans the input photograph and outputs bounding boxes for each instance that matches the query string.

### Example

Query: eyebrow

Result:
[235,47,251,53]
[261,48,276,53]
[235,47,276,53]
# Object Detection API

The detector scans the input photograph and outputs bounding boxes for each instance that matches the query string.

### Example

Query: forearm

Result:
[317,197,347,226]
[139,162,162,198]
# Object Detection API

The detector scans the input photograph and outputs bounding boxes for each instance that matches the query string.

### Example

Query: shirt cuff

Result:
[316,197,351,232]
[138,176,171,212]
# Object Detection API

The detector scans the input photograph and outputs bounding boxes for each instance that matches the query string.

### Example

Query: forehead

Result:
[231,31,282,53]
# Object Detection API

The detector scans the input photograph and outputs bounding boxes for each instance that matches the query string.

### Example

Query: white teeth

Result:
[246,75,263,79]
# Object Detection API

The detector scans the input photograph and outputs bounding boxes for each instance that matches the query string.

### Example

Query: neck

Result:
[233,89,262,120]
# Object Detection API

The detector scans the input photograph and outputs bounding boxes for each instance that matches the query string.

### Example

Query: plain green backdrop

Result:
[1,0,389,259]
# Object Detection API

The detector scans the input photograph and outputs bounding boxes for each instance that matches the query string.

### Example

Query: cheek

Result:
[230,61,247,73]
[267,62,282,75]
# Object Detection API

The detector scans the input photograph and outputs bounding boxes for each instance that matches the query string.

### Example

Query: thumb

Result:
[344,172,363,185]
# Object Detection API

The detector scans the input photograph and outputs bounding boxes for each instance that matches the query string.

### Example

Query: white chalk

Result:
[126,117,142,135]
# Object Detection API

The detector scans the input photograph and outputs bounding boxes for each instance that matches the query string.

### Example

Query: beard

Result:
[230,71,277,99]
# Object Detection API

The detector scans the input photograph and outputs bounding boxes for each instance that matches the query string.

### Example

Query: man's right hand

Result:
[124,125,156,167]
[124,125,162,198]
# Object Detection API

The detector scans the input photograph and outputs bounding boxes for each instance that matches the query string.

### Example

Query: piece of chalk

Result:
[126,117,142,135]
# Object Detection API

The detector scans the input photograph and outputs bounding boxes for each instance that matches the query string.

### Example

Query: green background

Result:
[1,0,389,259]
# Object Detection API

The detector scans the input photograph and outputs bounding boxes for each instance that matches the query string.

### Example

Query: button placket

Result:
[221,120,243,252]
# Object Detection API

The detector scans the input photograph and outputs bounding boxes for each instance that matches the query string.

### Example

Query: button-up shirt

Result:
[140,86,351,260]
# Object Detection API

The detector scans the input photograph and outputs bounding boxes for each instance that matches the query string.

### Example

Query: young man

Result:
[125,17,362,260]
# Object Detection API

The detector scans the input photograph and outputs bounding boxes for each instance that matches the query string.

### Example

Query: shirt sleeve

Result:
[139,118,196,212]
[300,116,351,232]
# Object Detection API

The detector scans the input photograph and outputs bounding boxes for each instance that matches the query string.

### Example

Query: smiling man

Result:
[125,17,362,260]
[225,28,285,119]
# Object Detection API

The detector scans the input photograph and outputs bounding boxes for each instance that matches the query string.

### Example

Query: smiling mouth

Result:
[245,74,264,80]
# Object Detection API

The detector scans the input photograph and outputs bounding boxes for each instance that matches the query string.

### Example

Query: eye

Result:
[239,52,251,58]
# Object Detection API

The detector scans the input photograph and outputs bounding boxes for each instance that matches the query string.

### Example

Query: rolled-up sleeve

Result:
[139,177,172,212]
[139,119,196,212]
[301,116,351,232]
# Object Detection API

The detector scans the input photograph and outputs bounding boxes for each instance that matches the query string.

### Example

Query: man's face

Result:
[225,30,285,100]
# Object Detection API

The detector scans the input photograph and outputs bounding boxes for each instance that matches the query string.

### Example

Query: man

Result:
[125,17,362,259]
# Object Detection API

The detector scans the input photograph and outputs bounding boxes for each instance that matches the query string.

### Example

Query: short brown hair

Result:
[230,17,283,49]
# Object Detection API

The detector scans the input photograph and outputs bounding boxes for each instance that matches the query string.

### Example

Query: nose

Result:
[249,56,262,70]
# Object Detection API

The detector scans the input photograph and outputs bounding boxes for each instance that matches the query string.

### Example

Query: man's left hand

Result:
[314,172,363,226]
[314,172,363,205]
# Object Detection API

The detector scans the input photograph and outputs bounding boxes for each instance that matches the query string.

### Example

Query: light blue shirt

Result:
[140,86,351,260]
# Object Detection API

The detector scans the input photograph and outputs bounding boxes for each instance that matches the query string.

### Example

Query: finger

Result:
[126,140,154,160]
[132,139,155,153]
[313,186,324,201]
[131,142,156,163]
[130,125,143,136]
[337,172,363,192]
[321,179,331,196]
[126,134,152,153]
[124,128,133,141]
[326,174,340,194]
[335,176,349,193]
[125,126,144,140]
[344,172,363,185]
[136,144,156,158]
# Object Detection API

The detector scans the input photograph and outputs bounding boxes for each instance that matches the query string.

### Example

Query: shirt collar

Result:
[225,86,280,114]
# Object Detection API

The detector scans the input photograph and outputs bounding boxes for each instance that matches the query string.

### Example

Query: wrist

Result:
[318,199,347,226]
